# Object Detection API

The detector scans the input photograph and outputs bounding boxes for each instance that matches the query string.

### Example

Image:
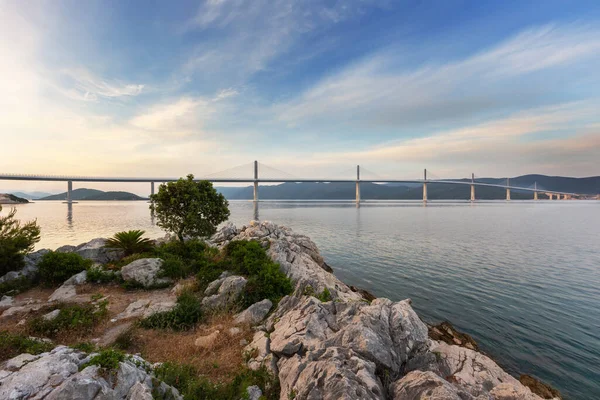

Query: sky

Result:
[1,0,600,195]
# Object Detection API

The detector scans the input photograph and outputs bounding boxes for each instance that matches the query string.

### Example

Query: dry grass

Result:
[132,314,254,383]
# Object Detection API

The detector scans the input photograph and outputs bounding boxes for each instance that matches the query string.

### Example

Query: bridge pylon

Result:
[355,165,360,204]
[423,169,428,203]
[534,182,538,200]
[253,160,258,202]
[470,173,475,202]
[506,178,511,201]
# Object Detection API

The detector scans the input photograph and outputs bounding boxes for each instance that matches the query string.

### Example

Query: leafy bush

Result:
[81,348,125,371]
[150,175,230,242]
[104,230,153,256]
[155,239,222,281]
[0,276,36,296]
[140,291,203,330]
[0,206,41,275]
[86,265,119,284]
[0,331,54,361]
[153,362,279,400]
[72,341,96,353]
[37,251,92,285]
[29,301,108,337]
[224,241,293,307]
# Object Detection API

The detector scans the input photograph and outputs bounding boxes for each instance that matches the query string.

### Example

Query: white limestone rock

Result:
[210,221,362,302]
[0,248,50,284]
[0,346,182,400]
[234,299,273,325]
[201,275,247,311]
[0,295,14,308]
[48,270,87,302]
[121,258,171,288]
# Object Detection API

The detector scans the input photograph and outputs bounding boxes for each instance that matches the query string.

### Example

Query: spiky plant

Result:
[104,230,153,256]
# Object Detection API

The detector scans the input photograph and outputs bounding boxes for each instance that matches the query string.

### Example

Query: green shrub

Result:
[0,276,36,296]
[104,230,153,256]
[29,301,108,337]
[224,241,293,307]
[81,348,125,371]
[159,257,190,280]
[317,288,332,302]
[153,362,279,400]
[0,206,41,276]
[86,265,119,284]
[72,341,96,353]
[140,291,203,330]
[37,251,92,285]
[0,331,54,361]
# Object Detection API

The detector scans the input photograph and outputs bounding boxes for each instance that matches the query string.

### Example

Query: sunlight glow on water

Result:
[4,200,600,399]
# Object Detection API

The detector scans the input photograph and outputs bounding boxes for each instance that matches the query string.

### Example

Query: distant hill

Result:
[9,191,56,199]
[38,188,146,201]
[0,193,29,204]
[215,175,600,200]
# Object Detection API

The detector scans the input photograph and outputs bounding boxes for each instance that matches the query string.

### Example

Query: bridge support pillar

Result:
[253,160,258,202]
[423,169,427,203]
[67,180,72,203]
[534,191,538,200]
[547,193,553,200]
[151,182,154,197]
[505,178,510,201]
[356,165,360,204]
[470,173,475,202]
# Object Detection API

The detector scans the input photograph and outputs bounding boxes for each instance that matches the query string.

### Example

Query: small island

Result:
[38,188,147,201]
[0,193,29,204]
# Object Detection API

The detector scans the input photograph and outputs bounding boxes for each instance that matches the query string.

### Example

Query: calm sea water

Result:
[3,200,600,399]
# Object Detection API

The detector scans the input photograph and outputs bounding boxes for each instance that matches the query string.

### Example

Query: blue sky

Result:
[1,0,599,193]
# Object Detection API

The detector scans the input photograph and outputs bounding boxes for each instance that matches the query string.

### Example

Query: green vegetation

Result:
[104,230,153,256]
[0,205,41,275]
[37,251,92,285]
[223,241,293,307]
[140,291,203,330]
[29,301,108,337]
[302,285,332,302]
[0,331,54,361]
[81,348,125,371]
[72,341,97,353]
[0,276,36,296]
[155,239,219,281]
[150,175,230,242]
[153,362,279,400]
[86,265,119,284]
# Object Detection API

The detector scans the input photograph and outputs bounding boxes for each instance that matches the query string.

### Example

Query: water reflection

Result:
[253,201,259,221]
[66,202,73,228]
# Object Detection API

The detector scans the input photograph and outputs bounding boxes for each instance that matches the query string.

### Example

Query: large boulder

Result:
[210,221,362,302]
[48,270,87,302]
[0,346,182,399]
[201,275,247,311]
[120,258,171,288]
[0,248,50,284]
[234,299,272,325]
[58,238,123,264]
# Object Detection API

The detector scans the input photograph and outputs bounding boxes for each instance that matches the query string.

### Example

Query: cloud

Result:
[213,88,239,101]
[58,69,144,102]
[181,0,389,86]
[274,24,600,128]
[129,97,213,135]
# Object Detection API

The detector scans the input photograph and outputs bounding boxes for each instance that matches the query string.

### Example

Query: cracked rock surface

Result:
[211,221,549,400]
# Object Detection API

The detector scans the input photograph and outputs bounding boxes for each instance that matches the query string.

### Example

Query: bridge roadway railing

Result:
[0,174,579,197]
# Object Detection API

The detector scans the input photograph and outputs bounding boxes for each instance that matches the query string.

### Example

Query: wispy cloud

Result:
[274,24,600,128]
[58,69,144,102]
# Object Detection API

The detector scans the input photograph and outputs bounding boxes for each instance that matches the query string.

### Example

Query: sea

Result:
[3,200,599,399]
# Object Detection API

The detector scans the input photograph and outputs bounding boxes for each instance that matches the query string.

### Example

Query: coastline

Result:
[0,220,562,399]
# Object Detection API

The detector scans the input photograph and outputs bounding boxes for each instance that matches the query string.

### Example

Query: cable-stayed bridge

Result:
[0,161,583,203]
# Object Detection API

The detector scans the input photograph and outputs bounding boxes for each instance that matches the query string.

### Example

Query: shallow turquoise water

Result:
[5,200,600,399]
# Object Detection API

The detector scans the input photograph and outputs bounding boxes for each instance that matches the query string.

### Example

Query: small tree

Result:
[104,230,153,256]
[150,175,230,242]
[0,205,41,275]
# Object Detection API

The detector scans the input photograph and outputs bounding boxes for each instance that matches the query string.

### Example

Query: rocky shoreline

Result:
[0,221,560,399]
